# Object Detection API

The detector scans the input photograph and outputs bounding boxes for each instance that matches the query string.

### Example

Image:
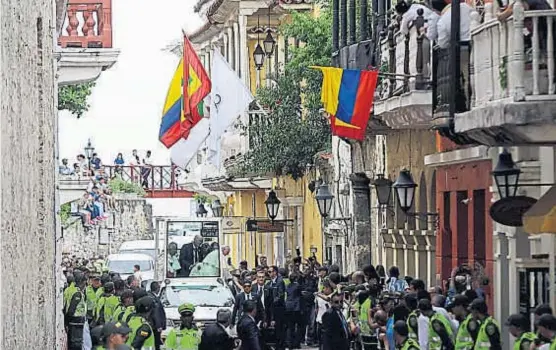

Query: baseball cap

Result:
[536,314,556,331]
[505,314,528,329]
[447,294,469,311]
[102,322,132,337]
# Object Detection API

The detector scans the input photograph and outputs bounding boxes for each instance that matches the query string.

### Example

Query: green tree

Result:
[58,82,96,118]
[243,9,333,180]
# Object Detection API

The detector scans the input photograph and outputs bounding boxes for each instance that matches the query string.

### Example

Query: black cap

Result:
[506,314,529,329]
[536,314,556,331]
[469,298,488,314]
[447,294,469,311]
[418,298,433,312]
[135,296,154,313]
[90,326,104,346]
[102,321,132,337]
[393,320,409,337]
[133,289,148,302]
[104,282,115,293]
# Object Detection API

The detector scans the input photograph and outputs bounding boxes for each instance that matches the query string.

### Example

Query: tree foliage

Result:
[108,177,146,196]
[242,9,333,180]
[58,82,96,118]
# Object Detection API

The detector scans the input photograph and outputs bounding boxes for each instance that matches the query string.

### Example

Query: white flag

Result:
[170,117,210,170]
[207,50,254,168]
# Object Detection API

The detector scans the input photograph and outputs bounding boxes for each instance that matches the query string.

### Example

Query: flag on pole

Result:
[206,49,254,168]
[181,35,211,139]
[159,59,184,148]
[170,117,211,170]
[312,66,378,140]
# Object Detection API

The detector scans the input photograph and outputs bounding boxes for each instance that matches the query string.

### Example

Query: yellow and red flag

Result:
[181,35,211,139]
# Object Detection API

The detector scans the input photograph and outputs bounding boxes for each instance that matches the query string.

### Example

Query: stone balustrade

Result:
[58,0,113,48]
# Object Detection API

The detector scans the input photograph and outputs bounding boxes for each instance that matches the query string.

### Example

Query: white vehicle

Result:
[118,240,161,260]
[106,253,155,281]
[160,278,234,336]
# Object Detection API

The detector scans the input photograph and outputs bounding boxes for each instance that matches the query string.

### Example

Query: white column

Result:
[223,34,229,62]
[238,13,251,87]
[233,22,240,74]
[227,26,234,66]
[494,229,511,347]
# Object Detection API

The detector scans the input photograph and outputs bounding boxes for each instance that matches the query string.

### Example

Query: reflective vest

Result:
[400,337,421,350]
[474,316,500,350]
[359,298,372,335]
[68,290,88,319]
[127,315,155,349]
[455,314,476,350]
[95,294,118,324]
[550,338,556,350]
[121,306,136,323]
[164,327,201,350]
[514,332,536,350]
[428,312,453,350]
[407,310,420,341]
[64,283,77,312]
[85,286,98,315]
[112,303,125,322]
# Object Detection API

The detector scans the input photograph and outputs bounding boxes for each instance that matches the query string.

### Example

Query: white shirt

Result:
[400,4,440,40]
[434,3,477,48]
[134,271,143,283]
[316,296,330,323]
[418,307,460,349]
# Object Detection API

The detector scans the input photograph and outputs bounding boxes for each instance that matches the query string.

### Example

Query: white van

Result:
[106,253,155,281]
[119,240,160,260]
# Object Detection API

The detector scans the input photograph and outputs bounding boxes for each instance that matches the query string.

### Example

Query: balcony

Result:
[452,5,556,145]
[374,14,432,130]
[56,0,119,85]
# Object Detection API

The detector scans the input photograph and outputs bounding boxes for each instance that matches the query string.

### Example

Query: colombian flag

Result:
[181,35,211,138]
[159,59,184,148]
[313,67,378,140]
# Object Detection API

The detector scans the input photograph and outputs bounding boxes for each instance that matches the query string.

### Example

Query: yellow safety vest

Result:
[165,327,201,350]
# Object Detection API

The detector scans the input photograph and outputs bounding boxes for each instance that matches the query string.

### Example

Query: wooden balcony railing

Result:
[376,11,431,102]
[471,8,556,107]
[58,0,113,49]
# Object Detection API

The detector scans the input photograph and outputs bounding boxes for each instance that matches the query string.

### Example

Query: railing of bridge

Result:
[58,0,113,49]
[103,165,180,192]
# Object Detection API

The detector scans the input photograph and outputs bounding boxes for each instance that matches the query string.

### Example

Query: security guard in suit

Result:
[506,314,536,350]
[164,303,201,350]
[127,296,156,349]
[470,298,501,350]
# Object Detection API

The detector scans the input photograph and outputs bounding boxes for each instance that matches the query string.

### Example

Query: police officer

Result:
[405,293,420,342]
[164,303,201,350]
[113,289,135,323]
[448,295,479,350]
[127,296,156,349]
[418,299,453,350]
[95,282,120,325]
[86,275,102,323]
[535,314,556,349]
[66,271,88,350]
[103,321,133,349]
[357,289,373,349]
[470,298,501,350]
[506,314,536,350]
[394,320,421,349]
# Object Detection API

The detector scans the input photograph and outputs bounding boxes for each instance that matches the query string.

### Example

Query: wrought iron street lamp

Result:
[211,199,224,217]
[373,174,392,207]
[253,43,266,70]
[315,183,334,218]
[392,170,417,213]
[492,149,521,199]
[196,202,208,218]
[263,31,276,57]
[265,190,281,222]
[84,139,95,172]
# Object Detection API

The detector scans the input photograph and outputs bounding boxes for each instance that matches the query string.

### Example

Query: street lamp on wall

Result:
[392,170,418,213]
[373,174,392,207]
[492,149,521,199]
[211,199,224,217]
[253,44,266,70]
[265,190,281,223]
[84,138,95,172]
[196,202,208,218]
[315,183,334,218]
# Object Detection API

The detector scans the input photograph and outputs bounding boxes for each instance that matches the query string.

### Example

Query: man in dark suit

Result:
[232,280,264,326]
[200,309,236,350]
[268,266,286,350]
[251,271,271,326]
[179,235,204,277]
[237,301,261,350]
[321,293,350,350]
[148,281,167,350]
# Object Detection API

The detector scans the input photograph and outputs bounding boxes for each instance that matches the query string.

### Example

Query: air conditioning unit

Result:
[529,234,556,258]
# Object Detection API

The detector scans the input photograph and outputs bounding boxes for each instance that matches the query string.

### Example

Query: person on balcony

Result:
[60,158,74,176]
[141,150,152,189]
[114,153,125,166]
[430,0,477,49]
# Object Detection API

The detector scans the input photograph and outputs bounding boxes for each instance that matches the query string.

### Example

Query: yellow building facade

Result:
[189,0,323,268]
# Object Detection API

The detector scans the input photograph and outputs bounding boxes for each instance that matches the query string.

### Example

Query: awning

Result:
[524,186,556,234]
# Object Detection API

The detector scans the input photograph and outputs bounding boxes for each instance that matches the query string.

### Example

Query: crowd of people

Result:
[62,248,556,350]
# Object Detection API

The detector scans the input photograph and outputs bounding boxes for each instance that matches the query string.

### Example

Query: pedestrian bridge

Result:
[58,165,196,205]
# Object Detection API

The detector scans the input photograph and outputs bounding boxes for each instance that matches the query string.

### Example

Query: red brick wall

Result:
[435,159,494,306]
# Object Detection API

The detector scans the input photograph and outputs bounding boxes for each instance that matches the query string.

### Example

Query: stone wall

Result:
[62,197,154,258]
[0,0,58,348]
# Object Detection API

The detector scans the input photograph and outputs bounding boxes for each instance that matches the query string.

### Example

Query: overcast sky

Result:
[59,0,202,165]
[58,1,203,216]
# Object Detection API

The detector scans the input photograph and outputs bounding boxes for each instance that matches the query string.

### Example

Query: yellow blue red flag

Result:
[313,66,378,140]
[159,59,184,148]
